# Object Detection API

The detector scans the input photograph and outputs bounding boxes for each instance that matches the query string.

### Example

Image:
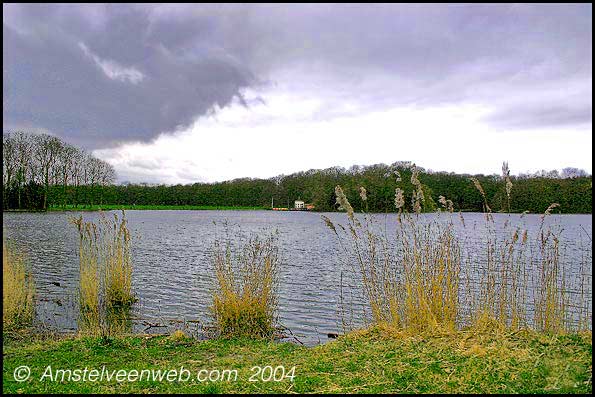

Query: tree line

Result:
[47,163,591,214]
[3,132,592,214]
[3,131,116,210]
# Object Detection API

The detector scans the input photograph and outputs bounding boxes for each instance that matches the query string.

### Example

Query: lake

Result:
[2,210,592,345]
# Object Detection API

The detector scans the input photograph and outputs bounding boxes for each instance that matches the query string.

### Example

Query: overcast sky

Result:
[3,3,592,183]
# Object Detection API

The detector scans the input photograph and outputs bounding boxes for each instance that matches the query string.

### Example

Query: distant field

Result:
[47,204,270,211]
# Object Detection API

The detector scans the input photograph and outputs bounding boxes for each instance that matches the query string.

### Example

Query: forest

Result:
[3,131,592,214]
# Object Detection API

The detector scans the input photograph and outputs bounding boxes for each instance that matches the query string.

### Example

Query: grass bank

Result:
[47,204,269,212]
[3,326,591,394]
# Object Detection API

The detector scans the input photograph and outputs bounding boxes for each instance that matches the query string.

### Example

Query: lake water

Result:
[3,210,592,345]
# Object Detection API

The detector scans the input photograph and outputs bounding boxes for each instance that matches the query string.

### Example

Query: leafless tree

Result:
[3,130,117,210]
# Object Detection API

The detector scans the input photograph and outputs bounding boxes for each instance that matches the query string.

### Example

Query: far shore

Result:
[3,205,592,215]
[4,205,271,212]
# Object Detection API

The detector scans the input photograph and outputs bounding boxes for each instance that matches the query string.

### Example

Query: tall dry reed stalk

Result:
[325,164,462,334]
[400,217,461,332]
[102,213,134,309]
[211,232,280,338]
[467,178,579,333]
[467,212,530,331]
[533,225,566,333]
[73,218,101,333]
[3,241,35,333]
[326,163,591,335]
[71,211,135,336]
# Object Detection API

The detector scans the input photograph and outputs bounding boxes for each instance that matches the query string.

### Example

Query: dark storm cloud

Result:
[3,4,256,148]
[3,3,592,149]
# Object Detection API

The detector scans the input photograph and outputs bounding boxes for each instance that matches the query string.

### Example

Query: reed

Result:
[74,218,101,334]
[210,232,280,339]
[467,179,578,333]
[2,241,35,333]
[533,225,566,333]
[101,212,134,309]
[326,170,462,333]
[71,210,135,336]
[466,211,530,331]
[326,163,591,335]
[400,218,461,332]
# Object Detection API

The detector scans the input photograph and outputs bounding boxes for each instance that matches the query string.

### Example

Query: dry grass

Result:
[2,241,35,333]
[71,211,135,336]
[325,186,461,333]
[326,163,591,335]
[72,218,101,333]
[400,218,461,332]
[466,179,585,333]
[532,224,570,333]
[211,232,280,339]
[101,213,134,309]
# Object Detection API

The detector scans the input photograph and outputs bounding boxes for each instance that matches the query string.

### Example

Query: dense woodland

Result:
[3,132,592,213]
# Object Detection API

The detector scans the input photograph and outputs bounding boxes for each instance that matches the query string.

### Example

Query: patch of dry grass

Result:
[71,211,135,336]
[326,171,462,333]
[326,162,591,335]
[211,232,280,339]
[2,241,35,334]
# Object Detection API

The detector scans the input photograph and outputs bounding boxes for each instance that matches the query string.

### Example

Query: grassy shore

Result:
[45,204,269,212]
[3,326,591,394]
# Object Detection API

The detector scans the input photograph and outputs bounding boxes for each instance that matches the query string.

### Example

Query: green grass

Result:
[47,204,269,212]
[3,326,591,394]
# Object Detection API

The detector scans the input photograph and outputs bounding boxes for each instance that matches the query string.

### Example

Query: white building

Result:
[294,200,305,210]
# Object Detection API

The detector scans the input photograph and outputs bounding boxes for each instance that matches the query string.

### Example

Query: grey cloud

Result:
[3,4,256,149]
[3,3,592,149]
[128,158,163,171]
[484,103,592,130]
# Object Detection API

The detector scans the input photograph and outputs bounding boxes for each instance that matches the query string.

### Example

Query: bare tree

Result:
[14,132,34,208]
[3,133,17,209]
[57,144,77,209]
[561,167,589,179]
[32,133,63,210]
[3,130,118,210]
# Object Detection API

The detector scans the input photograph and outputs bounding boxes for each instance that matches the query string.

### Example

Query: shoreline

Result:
[4,205,271,212]
[3,206,592,215]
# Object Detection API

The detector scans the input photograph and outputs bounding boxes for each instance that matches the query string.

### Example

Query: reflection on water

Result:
[3,210,592,345]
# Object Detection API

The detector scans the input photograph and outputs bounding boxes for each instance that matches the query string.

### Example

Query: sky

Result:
[3,3,592,184]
